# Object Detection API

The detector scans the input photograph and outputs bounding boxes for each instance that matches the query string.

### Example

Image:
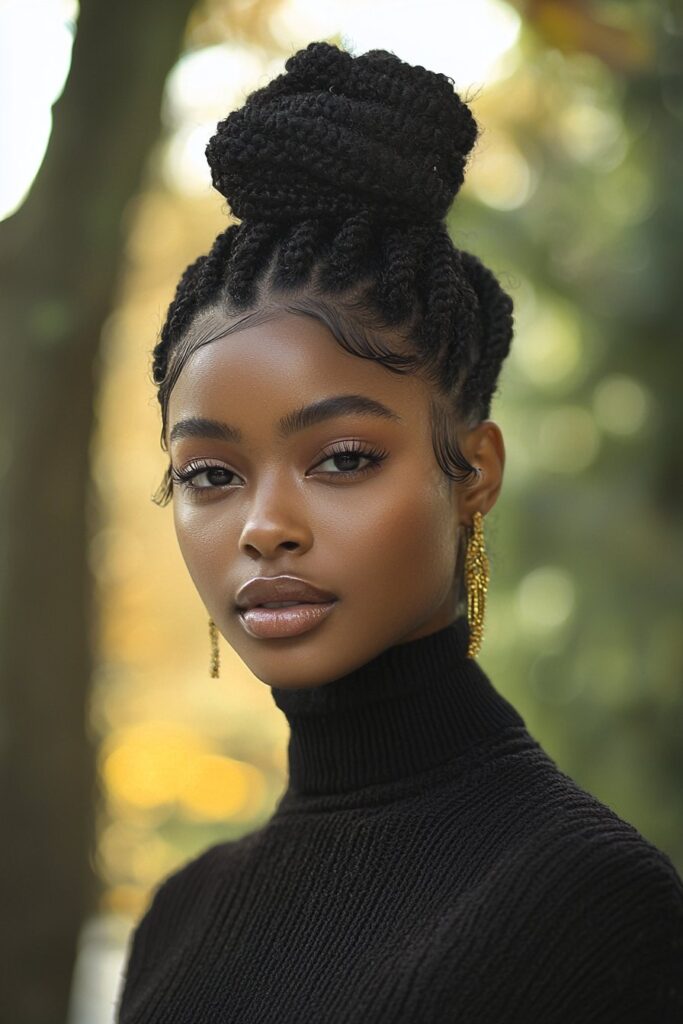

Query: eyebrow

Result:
[169,394,404,447]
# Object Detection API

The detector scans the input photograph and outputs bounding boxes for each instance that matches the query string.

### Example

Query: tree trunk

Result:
[0,0,195,1019]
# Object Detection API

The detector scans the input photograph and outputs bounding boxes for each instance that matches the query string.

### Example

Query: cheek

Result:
[346,476,457,605]
[172,502,230,593]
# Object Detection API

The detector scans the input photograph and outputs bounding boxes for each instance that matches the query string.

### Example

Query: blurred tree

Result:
[0,0,196,1020]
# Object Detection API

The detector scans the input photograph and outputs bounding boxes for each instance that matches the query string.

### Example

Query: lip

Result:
[235,575,338,611]
[235,575,339,641]
[238,601,338,639]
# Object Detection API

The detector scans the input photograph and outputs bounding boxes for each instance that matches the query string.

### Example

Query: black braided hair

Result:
[150,40,515,611]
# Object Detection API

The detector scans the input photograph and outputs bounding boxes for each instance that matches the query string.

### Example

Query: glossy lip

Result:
[235,574,338,611]
[238,600,338,640]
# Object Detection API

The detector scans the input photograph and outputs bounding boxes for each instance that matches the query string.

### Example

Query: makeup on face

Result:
[239,600,338,639]
[166,310,466,689]
[235,573,339,640]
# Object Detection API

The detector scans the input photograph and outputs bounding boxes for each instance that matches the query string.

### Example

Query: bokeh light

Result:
[3,4,682,1020]
[0,0,77,219]
[513,297,584,389]
[592,374,652,437]
[515,566,576,634]
[536,405,602,473]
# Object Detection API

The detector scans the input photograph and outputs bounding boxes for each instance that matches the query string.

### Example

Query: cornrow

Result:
[368,222,431,326]
[150,39,515,541]
[315,209,378,293]
[272,219,326,291]
[151,224,240,385]
[223,221,275,308]
[416,223,481,391]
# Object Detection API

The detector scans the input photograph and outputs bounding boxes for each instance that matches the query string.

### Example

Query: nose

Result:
[238,476,312,559]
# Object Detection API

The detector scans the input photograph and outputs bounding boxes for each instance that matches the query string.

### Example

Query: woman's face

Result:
[166,307,500,689]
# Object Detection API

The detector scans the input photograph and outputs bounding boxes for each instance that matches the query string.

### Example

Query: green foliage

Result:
[454,5,683,869]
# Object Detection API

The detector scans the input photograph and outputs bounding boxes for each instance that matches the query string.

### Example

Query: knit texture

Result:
[115,616,683,1023]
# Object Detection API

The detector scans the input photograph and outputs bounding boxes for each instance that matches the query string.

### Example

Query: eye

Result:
[170,440,389,501]
[170,460,238,498]
[310,440,388,479]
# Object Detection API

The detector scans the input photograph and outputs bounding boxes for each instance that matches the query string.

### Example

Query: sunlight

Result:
[271,0,521,85]
[0,0,521,208]
[0,0,77,220]
[163,0,521,194]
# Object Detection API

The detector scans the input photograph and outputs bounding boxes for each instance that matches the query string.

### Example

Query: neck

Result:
[270,616,525,797]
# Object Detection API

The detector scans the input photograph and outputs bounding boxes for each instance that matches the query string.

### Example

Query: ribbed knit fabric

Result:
[115,616,683,1023]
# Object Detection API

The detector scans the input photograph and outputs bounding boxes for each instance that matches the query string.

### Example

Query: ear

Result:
[457,420,505,524]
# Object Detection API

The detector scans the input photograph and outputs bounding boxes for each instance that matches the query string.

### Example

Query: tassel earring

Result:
[208,617,220,678]
[464,509,489,659]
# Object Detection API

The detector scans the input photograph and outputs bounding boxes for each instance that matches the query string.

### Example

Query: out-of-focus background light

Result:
[1,0,520,215]
[2,2,682,1022]
[0,0,78,219]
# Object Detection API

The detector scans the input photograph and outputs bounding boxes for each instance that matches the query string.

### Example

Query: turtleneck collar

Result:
[270,615,526,797]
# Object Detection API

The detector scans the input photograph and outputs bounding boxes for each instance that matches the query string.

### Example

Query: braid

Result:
[368,223,431,326]
[272,219,326,291]
[316,209,378,293]
[417,223,481,388]
[458,251,514,419]
[151,224,240,388]
[152,40,515,514]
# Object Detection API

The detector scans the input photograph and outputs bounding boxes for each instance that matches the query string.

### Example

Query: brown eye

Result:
[311,441,388,479]
[171,461,238,498]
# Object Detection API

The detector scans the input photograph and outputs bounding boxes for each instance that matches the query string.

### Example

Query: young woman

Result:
[115,40,683,1024]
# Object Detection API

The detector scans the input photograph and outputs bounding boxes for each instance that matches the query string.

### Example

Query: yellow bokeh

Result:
[100,720,268,822]
[177,753,267,821]
[101,721,214,809]
[514,298,583,389]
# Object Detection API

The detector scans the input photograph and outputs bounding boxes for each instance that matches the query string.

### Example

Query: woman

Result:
[115,40,683,1023]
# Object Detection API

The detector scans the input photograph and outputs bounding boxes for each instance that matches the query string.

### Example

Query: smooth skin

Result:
[166,306,505,689]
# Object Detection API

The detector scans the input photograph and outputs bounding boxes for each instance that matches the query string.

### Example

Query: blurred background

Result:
[0,0,681,1020]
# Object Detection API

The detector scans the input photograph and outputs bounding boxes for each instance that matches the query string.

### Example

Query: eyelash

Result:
[170,440,389,499]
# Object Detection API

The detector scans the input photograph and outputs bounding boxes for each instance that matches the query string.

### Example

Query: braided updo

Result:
[151,41,515,522]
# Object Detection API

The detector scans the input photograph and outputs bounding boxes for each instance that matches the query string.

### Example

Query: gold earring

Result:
[208,617,220,678]
[464,509,489,659]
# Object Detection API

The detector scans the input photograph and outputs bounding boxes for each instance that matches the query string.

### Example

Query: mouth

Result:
[237,600,338,639]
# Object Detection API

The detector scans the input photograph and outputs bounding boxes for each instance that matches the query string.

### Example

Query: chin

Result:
[266,675,327,691]
[242,648,350,691]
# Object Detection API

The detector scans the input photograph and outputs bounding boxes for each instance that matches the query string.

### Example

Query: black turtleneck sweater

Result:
[115,616,683,1023]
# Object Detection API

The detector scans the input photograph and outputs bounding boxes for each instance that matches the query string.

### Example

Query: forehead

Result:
[167,308,430,428]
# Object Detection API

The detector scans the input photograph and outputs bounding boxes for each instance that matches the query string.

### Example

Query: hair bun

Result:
[205,40,479,227]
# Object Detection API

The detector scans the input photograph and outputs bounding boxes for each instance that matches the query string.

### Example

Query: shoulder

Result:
[511,787,683,1018]
[537,827,683,1020]
[130,829,259,937]
[116,831,260,1012]
[439,744,683,1019]
[150,831,253,895]
[442,825,682,1021]
[500,746,683,953]
[479,734,677,869]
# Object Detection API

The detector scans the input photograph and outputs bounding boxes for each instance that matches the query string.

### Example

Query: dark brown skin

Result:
[166,307,505,689]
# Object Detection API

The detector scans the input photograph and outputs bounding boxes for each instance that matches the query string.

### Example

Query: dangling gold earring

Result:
[464,509,489,659]
[208,617,220,678]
